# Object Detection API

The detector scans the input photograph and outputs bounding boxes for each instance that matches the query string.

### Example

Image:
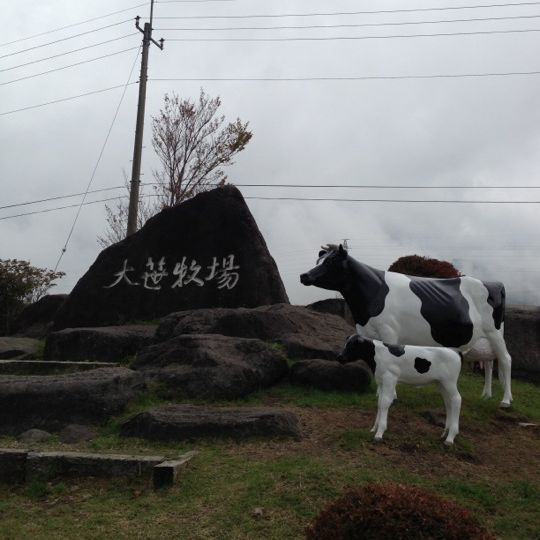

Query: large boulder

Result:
[53,186,288,330]
[156,304,354,360]
[132,334,288,400]
[120,405,300,441]
[12,294,67,338]
[0,367,141,433]
[505,306,540,378]
[43,325,157,362]
[289,359,372,392]
[0,337,42,360]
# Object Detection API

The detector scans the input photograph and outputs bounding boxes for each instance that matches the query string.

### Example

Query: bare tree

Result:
[152,89,252,207]
[98,89,252,247]
[97,170,156,248]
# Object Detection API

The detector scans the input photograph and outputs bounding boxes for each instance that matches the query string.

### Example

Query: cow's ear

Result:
[338,244,348,258]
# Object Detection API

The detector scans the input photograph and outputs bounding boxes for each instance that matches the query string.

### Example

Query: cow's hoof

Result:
[373,436,383,443]
[499,401,511,409]
[443,440,454,447]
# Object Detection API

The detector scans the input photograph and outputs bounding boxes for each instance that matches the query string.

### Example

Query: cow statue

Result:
[339,334,463,445]
[300,244,512,407]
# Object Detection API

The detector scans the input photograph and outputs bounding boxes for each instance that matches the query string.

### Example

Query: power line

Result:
[5,183,540,213]
[155,13,540,31]
[0,3,146,48]
[0,47,139,87]
[244,196,540,203]
[0,82,138,117]
[152,70,540,82]
[54,46,142,271]
[164,27,540,41]
[0,33,136,74]
[0,185,127,211]
[151,2,540,20]
[4,195,540,223]
[0,20,132,60]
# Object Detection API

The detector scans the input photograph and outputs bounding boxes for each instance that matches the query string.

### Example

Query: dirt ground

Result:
[225,403,540,485]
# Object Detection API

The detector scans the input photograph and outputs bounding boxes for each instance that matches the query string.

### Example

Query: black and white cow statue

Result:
[300,244,512,407]
[339,334,462,445]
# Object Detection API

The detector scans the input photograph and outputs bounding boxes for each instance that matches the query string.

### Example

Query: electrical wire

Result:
[0,47,139,87]
[53,46,141,271]
[0,20,132,60]
[0,33,137,74]
[164,27,540,41]
[0,3,146,48]
[5,183,540,214]
[155,13,540,31]
[0,186,127,211]
[0,82,138,117]
[151,2,540,20]
[4,195,540,224]
[152,70,540,82]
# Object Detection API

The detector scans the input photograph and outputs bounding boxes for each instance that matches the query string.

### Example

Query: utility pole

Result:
[126,0,164,237]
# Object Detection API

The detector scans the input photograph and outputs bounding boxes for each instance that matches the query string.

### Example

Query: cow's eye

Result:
[318,250,326,258]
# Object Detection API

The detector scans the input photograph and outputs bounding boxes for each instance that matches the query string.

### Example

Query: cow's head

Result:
[300,244,348,291]
[337,334,376,372]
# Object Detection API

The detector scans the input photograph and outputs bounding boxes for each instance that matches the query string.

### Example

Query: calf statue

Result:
[300,244,512,407]
[339,334,462,445]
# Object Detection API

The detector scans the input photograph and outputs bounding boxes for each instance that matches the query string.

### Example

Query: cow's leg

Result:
[438,383,450,439]
[373,376,396,442]
[481,360,493,399]
[486,332,513,407]
[440,380,461,445]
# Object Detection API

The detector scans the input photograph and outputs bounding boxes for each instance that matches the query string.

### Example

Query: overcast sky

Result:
[2,0,540,307]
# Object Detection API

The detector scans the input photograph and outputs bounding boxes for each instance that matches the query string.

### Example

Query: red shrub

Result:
[306,483,494,540]
[388,255,461,279]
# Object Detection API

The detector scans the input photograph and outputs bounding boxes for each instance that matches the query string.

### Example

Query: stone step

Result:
[0,448,196,489]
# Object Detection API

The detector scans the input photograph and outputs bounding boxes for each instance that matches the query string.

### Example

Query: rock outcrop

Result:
[120,405,300,441]
[44,325,156,362]
[133,333,288,400]
[156,304,354,360]
[0,367,142,433]
[289,359,372,392]
[53,186,288,329]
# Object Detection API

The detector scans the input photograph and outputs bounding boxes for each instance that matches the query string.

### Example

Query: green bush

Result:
[306,482,494,540]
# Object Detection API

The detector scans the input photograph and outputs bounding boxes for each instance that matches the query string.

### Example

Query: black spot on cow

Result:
[409,277,473,347]
[342,258,389,326]
[384,343,405,357]
[341,335,376,373]
[482,281,505,330]
[414,357,431,374]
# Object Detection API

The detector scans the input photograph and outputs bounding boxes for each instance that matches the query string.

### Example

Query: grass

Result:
[0,370,538,539]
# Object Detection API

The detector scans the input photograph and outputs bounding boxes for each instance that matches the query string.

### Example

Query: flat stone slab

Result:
[44,325,157,363]
[0,360,119,375]
[152,451,198,489]
[0,367,142,434]
[0,337,42,360]
[0,448,28,483]
[26,451,166,482]
[0,448,196,485]
[120,405,301,441]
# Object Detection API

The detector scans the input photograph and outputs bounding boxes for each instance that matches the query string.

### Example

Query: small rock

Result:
[59,424,97,444]
[252,507,264,519]
[18,428,52,443]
